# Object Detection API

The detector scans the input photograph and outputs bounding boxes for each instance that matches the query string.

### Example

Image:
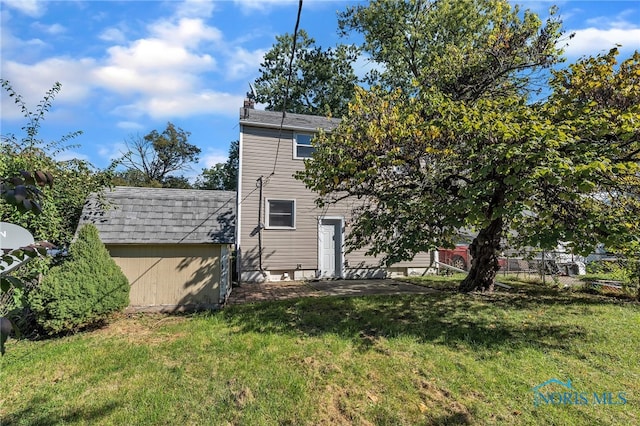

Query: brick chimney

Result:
[241,83,256,118]
[243,97,255,109]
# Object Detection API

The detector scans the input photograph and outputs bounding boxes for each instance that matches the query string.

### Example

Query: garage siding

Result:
[107,244,222,308]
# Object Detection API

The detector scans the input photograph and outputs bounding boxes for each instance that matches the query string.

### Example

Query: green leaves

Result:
[254,30,360,116]
[0,276,22,293]
[195,140,238,191]
[0,170,54,214]
[298,46,639,277]
[1,243,53,304]
[339,0,564,100]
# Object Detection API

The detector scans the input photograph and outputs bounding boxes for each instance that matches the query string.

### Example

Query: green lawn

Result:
[1,281,638,425]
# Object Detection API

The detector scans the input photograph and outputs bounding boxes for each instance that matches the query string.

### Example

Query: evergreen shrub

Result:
[29,224,129,334]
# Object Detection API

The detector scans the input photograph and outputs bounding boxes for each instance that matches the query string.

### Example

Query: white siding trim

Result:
[236,126,244,280]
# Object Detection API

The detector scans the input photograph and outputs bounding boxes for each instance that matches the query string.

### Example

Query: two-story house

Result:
[237,102,435,283]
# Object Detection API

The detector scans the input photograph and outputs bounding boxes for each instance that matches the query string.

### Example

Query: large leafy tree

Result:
[254,30,360,116]
[297,0,639,292]
[194,140,238,191]
[338,0,564,99]
[115,122,200,187]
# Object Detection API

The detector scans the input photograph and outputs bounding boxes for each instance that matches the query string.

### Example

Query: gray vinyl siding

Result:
[238,111,432,275]
[239,125,321,271]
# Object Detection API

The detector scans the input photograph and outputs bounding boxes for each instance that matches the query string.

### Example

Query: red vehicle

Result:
[439,244,506,271]
[438,244,471,270]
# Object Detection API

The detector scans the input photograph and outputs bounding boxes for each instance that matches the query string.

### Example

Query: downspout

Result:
[257,175,266,278]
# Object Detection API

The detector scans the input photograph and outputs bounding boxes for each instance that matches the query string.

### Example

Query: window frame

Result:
[293,133,315,160]
[265,199,296,229]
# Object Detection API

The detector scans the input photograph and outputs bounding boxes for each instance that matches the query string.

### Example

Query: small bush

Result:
[28,224,129,334]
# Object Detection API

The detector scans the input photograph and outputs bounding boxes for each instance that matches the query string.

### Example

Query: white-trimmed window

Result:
[266,199,295,228]
[293,133,315,159]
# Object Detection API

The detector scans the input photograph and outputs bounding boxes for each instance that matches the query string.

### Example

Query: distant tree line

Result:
[112,122,238,191]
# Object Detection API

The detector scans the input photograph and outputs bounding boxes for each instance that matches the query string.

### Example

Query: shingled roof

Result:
[78,187,236,244]
[239,107,341,132]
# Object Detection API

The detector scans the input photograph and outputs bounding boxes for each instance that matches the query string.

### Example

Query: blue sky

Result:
[1,0,639,179]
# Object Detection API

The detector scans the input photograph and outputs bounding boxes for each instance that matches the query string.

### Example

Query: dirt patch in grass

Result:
[91,313,187,344]
[226,378,255,408]
[319,384,373,426]
[413,376,473,423]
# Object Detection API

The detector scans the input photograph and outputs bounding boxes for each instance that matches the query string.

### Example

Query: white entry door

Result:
[318,219,342,278]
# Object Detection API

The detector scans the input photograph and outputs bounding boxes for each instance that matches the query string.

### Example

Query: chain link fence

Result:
[438,246,640,299]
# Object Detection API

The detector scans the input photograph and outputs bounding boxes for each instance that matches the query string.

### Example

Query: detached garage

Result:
[78,187,236,312]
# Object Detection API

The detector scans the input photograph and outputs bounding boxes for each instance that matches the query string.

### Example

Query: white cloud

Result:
[225,47,267,80]
[31,22,66,35]
[90,11,244,120]
[104,38,215,71]
[0,31,46,54]
[585,9,639,30]
[176,0,216,19]
[95,67,200,96]
[2,1,253,125]
[148,18,222,48]
[113,91,243,119]
[98,142,129,163]
[1,0,45,17]
[233,0,298,13]
[564,27,640,57]
[1,58,97,119]
[1,12,47,55]
[116,121,145,130]
[56,150,90,162]
[99,27,126,43]
[203,149,228,167]
[93,18,222,100]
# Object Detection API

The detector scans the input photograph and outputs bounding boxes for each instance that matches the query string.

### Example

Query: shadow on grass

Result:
[1,395,119,425]
[219,287,615,353]
[429,412,472,425]
[405,277,638,306]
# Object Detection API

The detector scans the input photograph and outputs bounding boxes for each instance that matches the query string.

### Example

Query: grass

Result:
[1,282,639,425]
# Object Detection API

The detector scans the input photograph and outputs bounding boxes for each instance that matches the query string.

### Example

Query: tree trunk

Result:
[459,217,504,292]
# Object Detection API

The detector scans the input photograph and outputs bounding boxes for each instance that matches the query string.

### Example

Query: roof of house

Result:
[78,186,236,244]
[239,107,341,132]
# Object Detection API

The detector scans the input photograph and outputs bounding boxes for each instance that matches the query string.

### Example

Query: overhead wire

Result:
[255,0,304,275]
[269,0,304,178]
